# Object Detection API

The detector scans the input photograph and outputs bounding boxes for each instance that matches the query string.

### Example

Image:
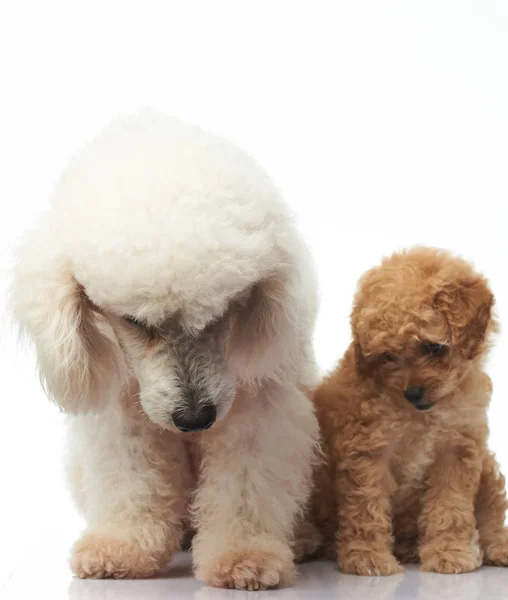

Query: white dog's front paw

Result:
[198,543,295,591]
[71,531,169,579]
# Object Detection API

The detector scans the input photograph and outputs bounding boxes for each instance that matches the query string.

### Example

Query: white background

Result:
[1,0,507,594]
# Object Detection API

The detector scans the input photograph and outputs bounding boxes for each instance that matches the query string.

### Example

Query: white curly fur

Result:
[10,112,319,589]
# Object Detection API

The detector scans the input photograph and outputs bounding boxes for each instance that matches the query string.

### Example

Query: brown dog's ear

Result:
[433,276,494,359]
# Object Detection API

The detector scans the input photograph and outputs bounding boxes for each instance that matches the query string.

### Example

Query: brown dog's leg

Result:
[476,452,508,565]
[304,453,337,561]
[418,436,483,574]
[393,493,421,564]
[335,443,401,576]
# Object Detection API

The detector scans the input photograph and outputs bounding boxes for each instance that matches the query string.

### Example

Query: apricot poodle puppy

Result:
[306,247,508,575]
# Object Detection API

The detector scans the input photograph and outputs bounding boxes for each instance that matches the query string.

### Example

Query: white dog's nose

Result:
[172,404,217,432]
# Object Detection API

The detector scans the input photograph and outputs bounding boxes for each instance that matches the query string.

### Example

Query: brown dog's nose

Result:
[404,387,425,405]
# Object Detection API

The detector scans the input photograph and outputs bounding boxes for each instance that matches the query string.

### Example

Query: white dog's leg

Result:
[67,400,190,579]
[193,383,318,590]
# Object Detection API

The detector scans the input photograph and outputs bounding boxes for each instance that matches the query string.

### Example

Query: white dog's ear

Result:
[227,271,299,381]
[10,231,124,414]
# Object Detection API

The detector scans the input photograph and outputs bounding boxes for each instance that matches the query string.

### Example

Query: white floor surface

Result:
[3,543,508,600]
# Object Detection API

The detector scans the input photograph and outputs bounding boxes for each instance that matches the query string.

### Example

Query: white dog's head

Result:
[11,112,316,432]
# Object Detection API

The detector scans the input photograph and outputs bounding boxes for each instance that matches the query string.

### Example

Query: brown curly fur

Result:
[302,247,508,575]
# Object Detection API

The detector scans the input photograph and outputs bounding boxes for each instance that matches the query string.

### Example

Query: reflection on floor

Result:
[4,546,508,600]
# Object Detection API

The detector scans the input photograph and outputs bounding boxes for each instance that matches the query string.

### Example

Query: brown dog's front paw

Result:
[71,532,167,579]
[420,548,482,574]
[205,546,296,591]
[483,535,508,566]
[338,548,402,576]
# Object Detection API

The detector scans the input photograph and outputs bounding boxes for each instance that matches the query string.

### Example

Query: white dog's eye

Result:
[123,315,159,339]
[124,315,143,327]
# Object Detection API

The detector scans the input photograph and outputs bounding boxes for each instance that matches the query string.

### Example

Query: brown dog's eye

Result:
[381,352,396,363]
[423,342,448,357]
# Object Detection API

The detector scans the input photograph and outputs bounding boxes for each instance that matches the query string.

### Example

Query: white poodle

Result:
[10,112,319,590]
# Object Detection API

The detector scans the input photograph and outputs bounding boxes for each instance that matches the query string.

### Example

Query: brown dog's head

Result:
[351,247,496,411]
